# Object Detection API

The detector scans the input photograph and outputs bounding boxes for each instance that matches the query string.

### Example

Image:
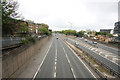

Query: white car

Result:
[84,39,88,42]
[93,41,97,44]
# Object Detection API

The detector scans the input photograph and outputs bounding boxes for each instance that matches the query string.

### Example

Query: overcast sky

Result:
[16,0,119,31]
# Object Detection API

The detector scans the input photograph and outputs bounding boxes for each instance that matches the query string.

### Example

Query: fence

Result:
[2,37,22,48]
[74,44,120,78]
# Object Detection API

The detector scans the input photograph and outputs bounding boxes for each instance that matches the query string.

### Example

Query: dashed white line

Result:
[54,41,57,78]
[55,62,57,65]
[55,66,56,70]
[70,38,120,66]
[55,58,57,62]
[54,72,56,78]
[64,41,97,79]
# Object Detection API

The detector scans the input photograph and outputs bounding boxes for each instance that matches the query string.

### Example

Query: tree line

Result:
[2,0,51,37]
[55,29,113,38]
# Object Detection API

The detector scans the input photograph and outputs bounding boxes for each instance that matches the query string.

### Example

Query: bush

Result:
[21,36,36,45]
[28,37,36,43]
[21,39,29,45]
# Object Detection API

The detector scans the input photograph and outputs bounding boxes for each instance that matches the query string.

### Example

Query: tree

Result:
[95,32,101,36]
[41,23,49,29]
[20,23,29,33]
[2,0,21,36]
[86,29,92,34]
[78,31,85,37]
[61,30,76,36]
[25,19,34,23]
[101,32,108,36]
[38,27,50,35]
[108,34,113,38]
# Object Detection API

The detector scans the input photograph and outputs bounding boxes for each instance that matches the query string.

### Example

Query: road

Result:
[34,35,97,78]
[65,37,120,75]
[78,38,120,56]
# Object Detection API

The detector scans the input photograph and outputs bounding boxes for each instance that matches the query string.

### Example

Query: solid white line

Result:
[68,59,70,63]
[64,41,97,79]
[32,39,53,80]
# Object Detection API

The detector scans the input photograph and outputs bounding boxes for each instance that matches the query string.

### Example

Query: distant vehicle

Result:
[84,39,88,42]
[93,41,97,44]
[74,42,79,46]
[38,35,42,38]
[56,37,58,39]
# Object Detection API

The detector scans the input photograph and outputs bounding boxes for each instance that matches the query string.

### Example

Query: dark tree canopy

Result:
[2,0,21,36]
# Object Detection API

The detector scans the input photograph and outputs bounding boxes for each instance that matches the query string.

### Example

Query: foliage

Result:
[21,36,36,44]
[95,32,113,37]
[95,32,101,36]
[86,29,92,34]
[28,36,36,43]
[20,23,29,33]
[57,30,77,36]
[41,23,49,29]
[77,31,85,37]
[21,39,29,45]
[2,0,21,36]
[107,34,113,37]
[38,27,51,35]
[25,19,34,23]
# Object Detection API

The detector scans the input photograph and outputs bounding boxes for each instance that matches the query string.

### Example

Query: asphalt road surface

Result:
[78,38,120,56]
[66,37,120,75]
[34,35,97,79]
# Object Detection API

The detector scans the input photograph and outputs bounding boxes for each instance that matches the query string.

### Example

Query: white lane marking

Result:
[54,72,56,78]
[98,43,118,51]
[70,38,120,66]
[68,59,70,63]
[64,41,97,79]
[62,47,77,79]
[32,38,53,80]
[54,41,57,78]
[55,58,57,61]
[55,62,57,65]
[55,66,56,70]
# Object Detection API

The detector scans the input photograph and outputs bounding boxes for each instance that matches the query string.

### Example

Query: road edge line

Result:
[32,38,53,79]
[62,38,97,79]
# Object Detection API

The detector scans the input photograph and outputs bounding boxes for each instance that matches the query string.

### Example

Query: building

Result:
[100,29,114,34]
[27,22,36,33]
[114,21,120,35]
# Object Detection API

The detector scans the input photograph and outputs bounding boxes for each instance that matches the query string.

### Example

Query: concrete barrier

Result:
[2,36,52,78]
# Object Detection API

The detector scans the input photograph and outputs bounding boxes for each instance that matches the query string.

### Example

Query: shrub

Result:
[28,37,36,43]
